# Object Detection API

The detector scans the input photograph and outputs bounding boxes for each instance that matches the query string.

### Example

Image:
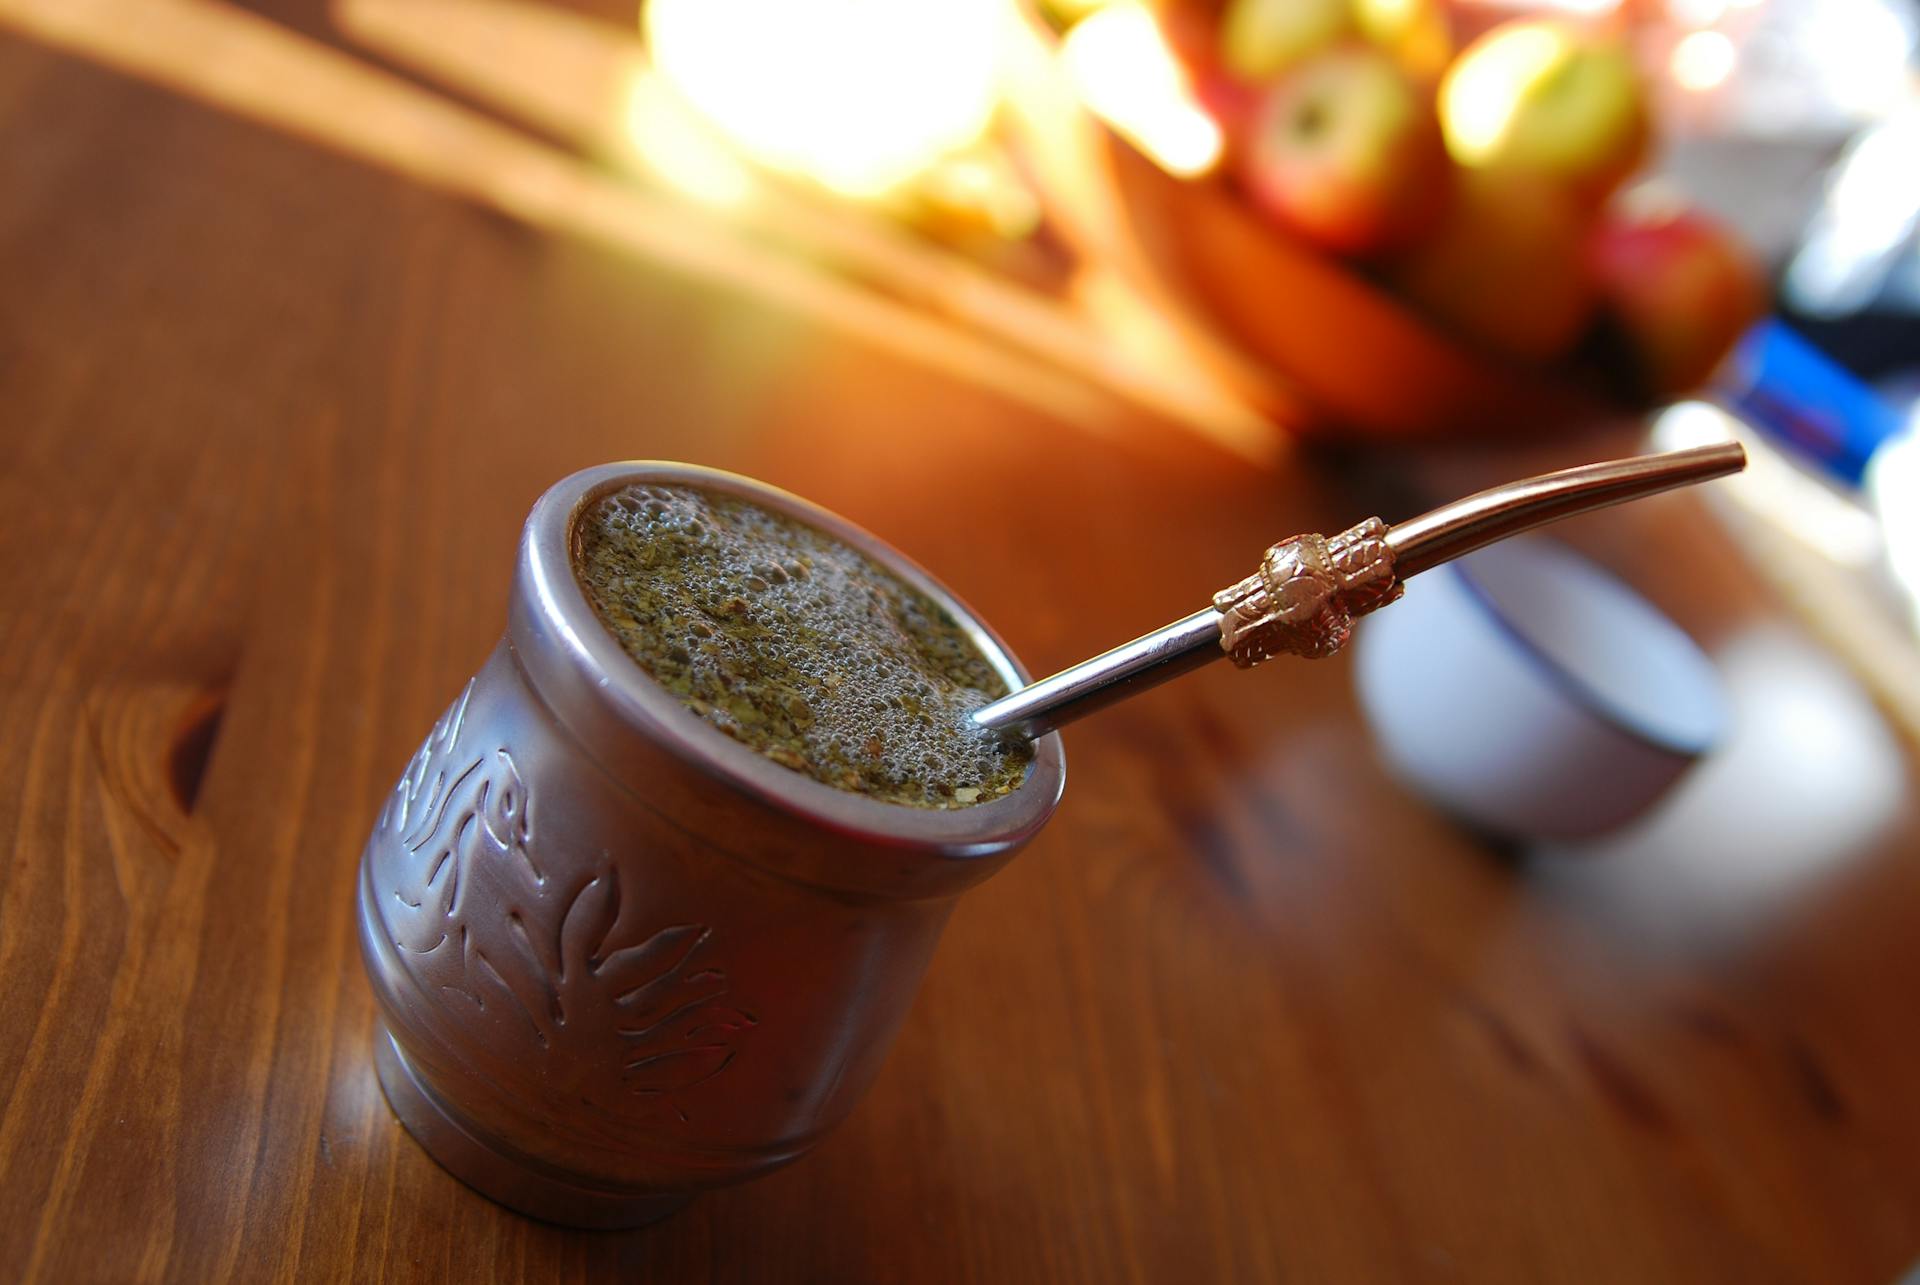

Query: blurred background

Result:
[7,0,1920,805]
[12,0,1919,814]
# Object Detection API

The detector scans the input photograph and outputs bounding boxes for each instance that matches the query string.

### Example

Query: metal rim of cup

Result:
[511,461,1067,871]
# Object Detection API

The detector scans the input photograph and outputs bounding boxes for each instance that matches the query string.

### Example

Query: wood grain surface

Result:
[5,17,1920,1283]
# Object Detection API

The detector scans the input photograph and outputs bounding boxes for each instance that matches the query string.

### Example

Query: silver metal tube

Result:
[972,609,1222,740]
[973,443,1747,742]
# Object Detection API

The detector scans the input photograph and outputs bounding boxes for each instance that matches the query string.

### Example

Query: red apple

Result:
[1238,47,1452,257]
[1589,202,1765,396]
[1156,0,1226,78]
[1392,171,1595,363]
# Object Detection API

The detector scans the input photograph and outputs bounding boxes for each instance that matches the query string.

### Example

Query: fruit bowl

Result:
[1101,128,1639,443]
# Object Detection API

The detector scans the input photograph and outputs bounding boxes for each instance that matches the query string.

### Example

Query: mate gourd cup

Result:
[357,462,1066,1228]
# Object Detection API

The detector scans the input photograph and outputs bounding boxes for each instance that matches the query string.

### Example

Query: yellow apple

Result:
[1219,0,1352,82]
[1392,170,1595,363]
[1438,18,1649,204]
[1353,0,1452,82]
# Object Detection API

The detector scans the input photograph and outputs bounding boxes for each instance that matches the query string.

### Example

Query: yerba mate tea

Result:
[573,484,1032,808]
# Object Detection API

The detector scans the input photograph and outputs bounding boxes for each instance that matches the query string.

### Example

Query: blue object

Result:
[1720,320,1906,488]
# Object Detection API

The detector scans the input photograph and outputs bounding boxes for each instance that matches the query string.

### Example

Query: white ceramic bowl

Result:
[1353,538,1726,841]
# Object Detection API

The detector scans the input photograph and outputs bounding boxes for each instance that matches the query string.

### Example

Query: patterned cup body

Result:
[358,463,1065,1227]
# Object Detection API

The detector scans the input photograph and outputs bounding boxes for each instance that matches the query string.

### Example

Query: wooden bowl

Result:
[1102,134,1639,443]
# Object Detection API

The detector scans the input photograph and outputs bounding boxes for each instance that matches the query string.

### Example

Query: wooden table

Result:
[6,7,1920,1281]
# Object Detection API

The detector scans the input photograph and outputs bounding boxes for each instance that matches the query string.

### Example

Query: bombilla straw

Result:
[1382,442,1745,577]
[973,442,1746,741]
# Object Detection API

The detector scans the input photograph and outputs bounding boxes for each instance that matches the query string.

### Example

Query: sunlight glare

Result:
[1669,30,1736,93]
[1059,4,1222,178]
[622,69,758,209]
[644,0,1005,200]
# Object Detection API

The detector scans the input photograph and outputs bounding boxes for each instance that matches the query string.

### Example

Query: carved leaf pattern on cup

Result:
[381,681,541,950]
[549,867,760,1109]
[377,680,756,1114]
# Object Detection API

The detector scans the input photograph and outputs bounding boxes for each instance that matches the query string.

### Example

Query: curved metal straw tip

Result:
[973,442,1746,741]
[1383,440,1747,579]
